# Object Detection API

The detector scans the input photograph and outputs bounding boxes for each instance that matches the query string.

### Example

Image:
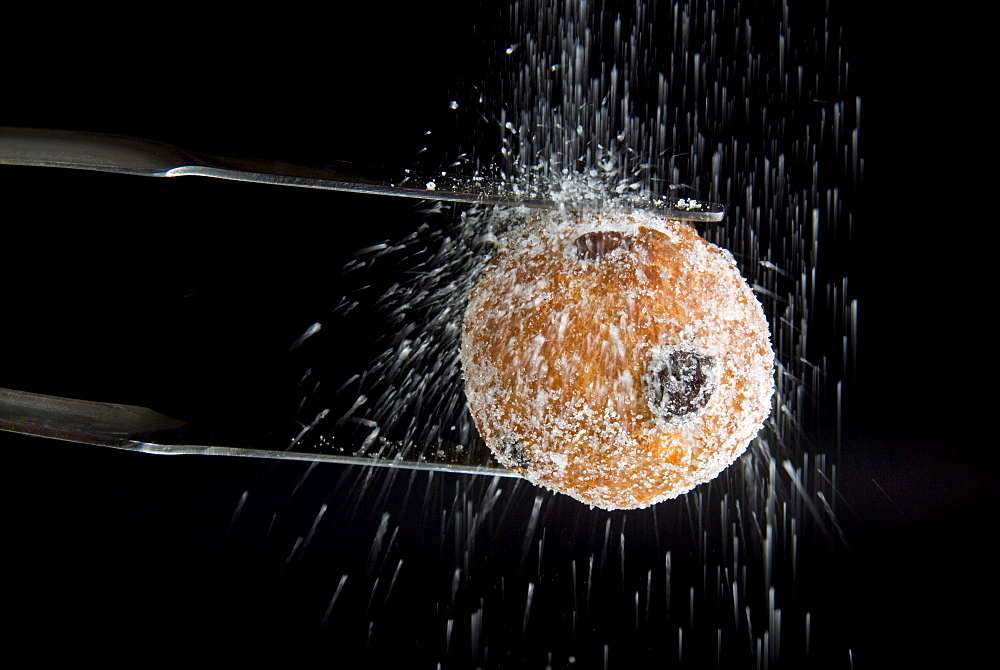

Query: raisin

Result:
[574,231,633,260]
[648,349,717,420]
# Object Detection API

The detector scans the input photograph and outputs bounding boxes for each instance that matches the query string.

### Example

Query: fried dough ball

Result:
[460,211,774,510]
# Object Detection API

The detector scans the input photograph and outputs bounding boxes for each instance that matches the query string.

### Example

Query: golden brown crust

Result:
[461,211,774,509]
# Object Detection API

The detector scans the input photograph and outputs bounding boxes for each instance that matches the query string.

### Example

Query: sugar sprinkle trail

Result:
[246,0,861,666]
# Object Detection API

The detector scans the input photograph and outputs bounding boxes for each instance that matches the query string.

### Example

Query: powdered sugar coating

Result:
[460,210,774,510]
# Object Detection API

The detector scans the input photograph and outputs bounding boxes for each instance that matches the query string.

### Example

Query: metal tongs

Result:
[0,127,726,220]
[0,126,726,474]
[0,386,511,476]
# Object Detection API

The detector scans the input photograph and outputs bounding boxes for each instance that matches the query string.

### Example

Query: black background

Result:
[2,2,994,667]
